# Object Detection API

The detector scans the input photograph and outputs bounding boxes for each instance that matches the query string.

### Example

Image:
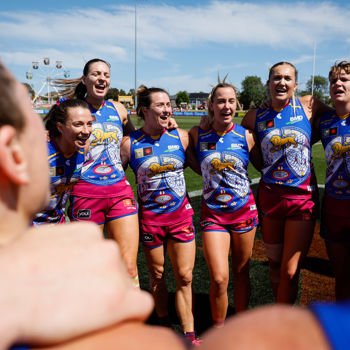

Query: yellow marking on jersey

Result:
[48,152,59,160]
[148,162,175,177]
[230,129,244,138]
[320,117,335,125]
[209,158,236,174]
[331,142,350,159]
[132,134,146,144]
[270,134,297,152]
[199,130,211,137]
[164,131,179,139]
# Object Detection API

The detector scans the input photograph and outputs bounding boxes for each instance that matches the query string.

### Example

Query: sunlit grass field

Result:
[127,114,327,333]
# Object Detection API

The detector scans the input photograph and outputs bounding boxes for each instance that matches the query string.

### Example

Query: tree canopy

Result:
[299,75,329,103]
[176,91,190,106]
[239,76,265,109]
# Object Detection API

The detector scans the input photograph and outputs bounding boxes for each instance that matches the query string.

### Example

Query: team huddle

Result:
[31,58,350,344]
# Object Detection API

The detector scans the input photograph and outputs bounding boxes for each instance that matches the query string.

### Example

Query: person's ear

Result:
[294,82,299,91]
[56,122,63,134]
[141,106,148,118]
[0,126,29,185]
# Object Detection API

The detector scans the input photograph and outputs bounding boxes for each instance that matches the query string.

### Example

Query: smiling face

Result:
[57,106,93,153]
[268,64,298,107]
[210,87,237,131]
[17,83,50,217]
[143,92,172,134]
[82,61,110,105]
[329,69,350,108]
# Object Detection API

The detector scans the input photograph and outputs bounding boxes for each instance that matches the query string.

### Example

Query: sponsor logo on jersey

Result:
[257,119,275,132]
[228,143,243,150]
[250,204,257,211]
[165,145,180,152]
[286,115,303,125]
[185,203,192,210]
[135,146,153,158]
[77,209,91,219]
[322,126,338,138]
[142,233,154,242]
[107,115,119,121]
[200,142,217,151]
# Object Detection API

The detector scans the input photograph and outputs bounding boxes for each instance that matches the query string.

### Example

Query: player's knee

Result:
[177,267,193,287]
[150,265,166,280]
[264,242,283,265]
[211,272,229,290]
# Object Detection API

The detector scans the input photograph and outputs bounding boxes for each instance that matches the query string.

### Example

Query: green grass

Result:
[127,115,327,334]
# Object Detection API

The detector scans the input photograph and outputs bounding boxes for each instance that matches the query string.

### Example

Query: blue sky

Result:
[1,0,350,95]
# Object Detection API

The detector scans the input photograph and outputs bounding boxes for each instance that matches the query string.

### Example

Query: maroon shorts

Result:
[258,183,318,221]
[140,216,195,248]
[69,195,138,225]
[321,195,350,242]
[200,216,258,234]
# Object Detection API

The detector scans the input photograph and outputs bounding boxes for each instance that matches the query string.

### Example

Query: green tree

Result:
[300,75,329,102]
[176,91,190,106]
[105,88,119,100]
[239,76,265,110]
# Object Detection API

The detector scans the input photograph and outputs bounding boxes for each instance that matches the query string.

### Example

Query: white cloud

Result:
[1,1,349,93]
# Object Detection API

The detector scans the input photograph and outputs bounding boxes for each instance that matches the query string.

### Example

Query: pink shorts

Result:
[258,183,318,221]
[140,216,195,248]
[68,195,138,225]
[321,195,350,242]
[201,216,258,234]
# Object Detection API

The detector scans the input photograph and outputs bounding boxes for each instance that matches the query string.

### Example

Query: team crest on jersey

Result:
[135,146,153,158]
[257,119,275,132]
[49,166,64,177]
[322,127,338,138]
[200,142,217,151]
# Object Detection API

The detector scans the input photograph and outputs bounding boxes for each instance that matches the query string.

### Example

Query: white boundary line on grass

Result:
[188,177,325,198]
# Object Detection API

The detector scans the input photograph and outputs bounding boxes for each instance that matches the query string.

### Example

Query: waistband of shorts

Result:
[140,195,194,226]
[71,178,135,198]
[259,179,316,199]
[201,192,258,225]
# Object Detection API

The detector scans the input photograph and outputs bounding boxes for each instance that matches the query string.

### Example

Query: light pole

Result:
[134,0,138,108]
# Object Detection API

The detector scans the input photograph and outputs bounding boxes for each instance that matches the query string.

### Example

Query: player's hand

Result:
[167,117,178,129]
[1,222,153,348]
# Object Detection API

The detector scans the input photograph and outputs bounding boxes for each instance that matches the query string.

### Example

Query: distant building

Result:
[188,92,209,109]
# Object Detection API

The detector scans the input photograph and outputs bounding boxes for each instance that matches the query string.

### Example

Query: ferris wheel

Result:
[26,57,70,105]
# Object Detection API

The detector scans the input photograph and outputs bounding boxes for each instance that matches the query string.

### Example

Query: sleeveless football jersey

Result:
[255,98,313,193]
[76,100,124,186]
[319,111,350,199]
[129,128,193,225]
[32,139,84,225]
[196,124,253,213]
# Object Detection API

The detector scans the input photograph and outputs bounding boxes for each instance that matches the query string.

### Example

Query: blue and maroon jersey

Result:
[255,98,314,194]
[73,100,124,189]
[32,139,84,225]
[129,128,193,225]
[319,111,350,200]
[195,124,255,218]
